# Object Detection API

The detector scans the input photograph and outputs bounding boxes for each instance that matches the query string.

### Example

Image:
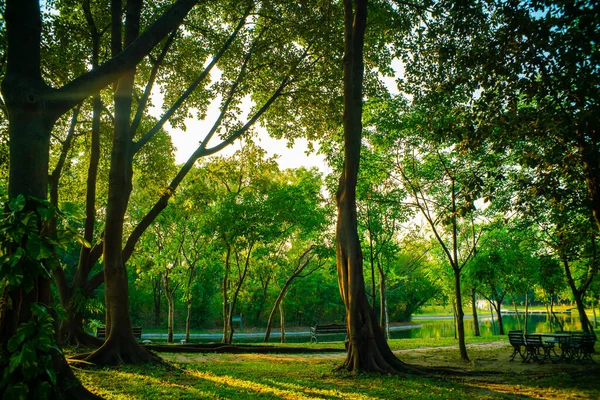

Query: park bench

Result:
[96,326,143,341]
[310,323,347,343]
[524,334,554,363]
[569,333,596,363]
[508,330,526,361]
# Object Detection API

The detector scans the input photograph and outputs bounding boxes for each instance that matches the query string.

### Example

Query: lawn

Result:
[71,337,600,399]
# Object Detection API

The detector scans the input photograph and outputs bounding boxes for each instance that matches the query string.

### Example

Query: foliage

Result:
[0,195,87,399]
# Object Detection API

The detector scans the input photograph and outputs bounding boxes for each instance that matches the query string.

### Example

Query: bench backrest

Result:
[97,326,142,339]
[312,323,347,334]
[508,332,524,345]
[525,334,542,345]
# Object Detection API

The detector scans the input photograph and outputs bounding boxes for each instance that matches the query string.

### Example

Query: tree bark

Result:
[164,270,177,344]
[0,1,101,398]
[492,300,504,336]
[377,260,389,338]
[335,0,411,374]
[511,294,522,332]
[186,301,192,343]
[85,0,157,364]
[471,288,480,336]
[279,301,286,343]
[454,270,468,359]
[222,243,231,343]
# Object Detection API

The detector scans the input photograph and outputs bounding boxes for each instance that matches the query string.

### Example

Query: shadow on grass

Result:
[70,352,582,399]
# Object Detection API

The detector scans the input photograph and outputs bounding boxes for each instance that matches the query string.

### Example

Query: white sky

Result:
[160,58,403,175]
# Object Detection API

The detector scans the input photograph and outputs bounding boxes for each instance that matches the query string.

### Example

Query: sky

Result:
[159,58,403,175]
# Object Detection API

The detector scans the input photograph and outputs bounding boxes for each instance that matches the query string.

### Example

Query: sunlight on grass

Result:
[186,369,371,400]
[263,379,379,400]
[78,369,219,399]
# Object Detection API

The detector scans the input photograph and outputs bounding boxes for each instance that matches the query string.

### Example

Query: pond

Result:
[145,312,596,344]
[396,312,591,340]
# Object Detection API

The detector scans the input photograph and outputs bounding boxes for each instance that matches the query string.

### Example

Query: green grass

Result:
[71,336,600,399]
[74,354,479,399]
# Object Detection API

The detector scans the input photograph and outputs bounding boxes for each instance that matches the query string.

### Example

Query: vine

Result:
[0,194,88,399]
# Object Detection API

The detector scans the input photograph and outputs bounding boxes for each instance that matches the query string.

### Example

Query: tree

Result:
[0,0,197,396]
[264,243,330,342]
[334,0,411,374]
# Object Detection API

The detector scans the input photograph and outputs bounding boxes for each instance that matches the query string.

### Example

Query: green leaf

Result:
[9,341,36,374]
[8,247,23,268]
[7,323,34,352]
[4,382,29,400]
[45,367,57,387]
[36,205,53,222]
[37,381,52,400]
[34,335,52,353]
[59,201,86,220]
[8,195,26,212]
[25,236,53,262]
[30,303,48,318]
[7,271,24,288]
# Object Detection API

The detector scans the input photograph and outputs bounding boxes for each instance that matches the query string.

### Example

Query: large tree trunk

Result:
[471,288,480,336]
[0,1,100,398]
[86,0,157,365]
[335,0,410,374]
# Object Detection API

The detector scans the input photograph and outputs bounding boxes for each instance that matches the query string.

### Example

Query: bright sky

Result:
[161,58,403,175]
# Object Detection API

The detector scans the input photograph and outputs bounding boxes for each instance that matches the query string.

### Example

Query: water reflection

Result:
[400,313,590,340]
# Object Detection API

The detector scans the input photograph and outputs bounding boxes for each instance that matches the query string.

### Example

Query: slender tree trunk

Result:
[379,266,389,339]
[489,301,496,335]
[222,244,231,343]
[186,300,192,343]
[255,275,271,324]
[225,246,252,344]
[264,278,293,342]
[471,287,480,336]
[593,300,598,329]
[493,300,504,335]
[279,301,286,343]
[153,275,162,325]
[452,298,458,339]
[524,292,530,333]
[165,271,175,343]
[511,294,522,332]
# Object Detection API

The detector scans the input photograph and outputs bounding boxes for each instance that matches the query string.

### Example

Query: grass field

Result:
[71,336,600,399]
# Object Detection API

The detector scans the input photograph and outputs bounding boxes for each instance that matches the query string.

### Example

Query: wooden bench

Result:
[508,330,526,361]
[524,334,554,363]
[570,333,596,363]
[310,323,347,343]
[96,326,143,341]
